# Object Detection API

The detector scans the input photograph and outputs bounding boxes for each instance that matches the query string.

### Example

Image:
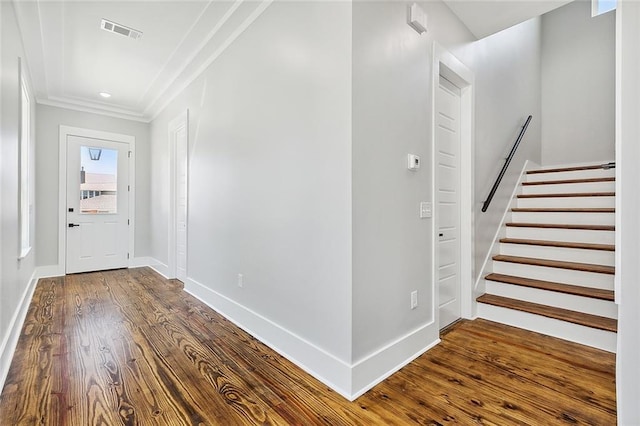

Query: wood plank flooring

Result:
[0,267,616,425]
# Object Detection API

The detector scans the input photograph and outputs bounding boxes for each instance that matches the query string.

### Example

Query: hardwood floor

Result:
[0,267,616,425]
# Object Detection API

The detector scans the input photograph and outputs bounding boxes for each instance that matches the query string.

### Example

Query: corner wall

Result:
[541,0,615,165]
[148,1,354,394]
[351,1,542,391]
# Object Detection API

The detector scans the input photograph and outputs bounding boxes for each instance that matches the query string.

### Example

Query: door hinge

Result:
[128,185,130,192]
[127,219,130,225]
[128,151,132,158]
[127,253,130,259]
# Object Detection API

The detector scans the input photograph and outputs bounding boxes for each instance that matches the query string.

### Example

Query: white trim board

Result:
[168,110,189,280]
[57,126,136,275]
[473,161,536,310]
[0,270,38,393]
[184,275,439,401]
[432,42,475,324]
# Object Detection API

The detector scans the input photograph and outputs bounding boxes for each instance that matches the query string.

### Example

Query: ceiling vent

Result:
[101,19,142,40]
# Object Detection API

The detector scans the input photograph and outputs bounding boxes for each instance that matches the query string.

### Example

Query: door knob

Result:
[68,223,80,228]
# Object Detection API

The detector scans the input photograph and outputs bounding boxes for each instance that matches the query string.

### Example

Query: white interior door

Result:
[436,75,462,329]
[169,111,188,282]
[66,136,129,274]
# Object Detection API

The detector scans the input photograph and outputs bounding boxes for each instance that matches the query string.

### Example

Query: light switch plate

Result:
[420,201,432,218]
[408,154,421,171]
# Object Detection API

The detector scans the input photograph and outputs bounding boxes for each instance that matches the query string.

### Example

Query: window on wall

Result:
[593,0,616,16]
[19,74,31,259]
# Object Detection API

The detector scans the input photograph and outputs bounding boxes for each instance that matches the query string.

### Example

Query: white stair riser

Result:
[511,211,614,226]
[477,303,616,352]
[505,227,615,244]
[492,261,614,290]
[517,196,615,209]
[522,181,615,195]
[525,168,615,183]
[499,243,615,266]
[485,281,618,319]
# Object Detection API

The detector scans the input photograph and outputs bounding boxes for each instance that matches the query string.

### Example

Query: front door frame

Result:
[432,43,475,326]
[58,125,136,275]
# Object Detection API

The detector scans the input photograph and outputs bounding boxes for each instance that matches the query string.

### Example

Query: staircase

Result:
[477,163,617,352]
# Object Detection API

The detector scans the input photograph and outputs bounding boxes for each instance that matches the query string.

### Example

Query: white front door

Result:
[436,75,462,329]
[66,136,130,274]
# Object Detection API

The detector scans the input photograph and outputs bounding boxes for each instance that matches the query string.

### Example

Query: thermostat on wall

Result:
[408,154,420,170]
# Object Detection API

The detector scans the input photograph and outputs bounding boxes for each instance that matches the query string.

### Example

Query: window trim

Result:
[19,60,32,260]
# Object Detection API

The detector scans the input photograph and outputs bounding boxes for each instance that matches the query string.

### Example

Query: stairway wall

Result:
[541,0,615,165]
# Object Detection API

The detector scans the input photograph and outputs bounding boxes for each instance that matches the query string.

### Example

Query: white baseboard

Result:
[184,276,440,400]
[351,324,439,399]
[184,277,353,399]
[0,269,39,392]
[34,264,64,279]
[146,258,171,279]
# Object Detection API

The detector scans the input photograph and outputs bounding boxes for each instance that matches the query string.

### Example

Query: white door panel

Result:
[66,136,129,273]
[437,75,461,329]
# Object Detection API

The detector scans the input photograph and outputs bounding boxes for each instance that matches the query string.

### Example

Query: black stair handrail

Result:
[482,115,533,213]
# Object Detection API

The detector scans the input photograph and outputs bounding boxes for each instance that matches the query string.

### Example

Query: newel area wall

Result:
[147,1,542,399]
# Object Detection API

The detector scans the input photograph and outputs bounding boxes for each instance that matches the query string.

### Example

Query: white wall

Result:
[351,0,474,369]
[616,1,640,422]
[149,1,353,391]
[1,0,37,384]
[351,0,542,386]
[541,0,615,165]
[459,18,543,282]
[35,104,150,267]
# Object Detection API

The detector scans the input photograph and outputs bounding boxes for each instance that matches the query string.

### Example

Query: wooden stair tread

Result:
[506,223,614,231]
[492,255,615,274]
[518,192,614,198]
[477,294,617,332]
[512,208,614,213]
[499,238,615,251]
[485,273,615,301]
[527,164,609,174]
[523,177,615,186]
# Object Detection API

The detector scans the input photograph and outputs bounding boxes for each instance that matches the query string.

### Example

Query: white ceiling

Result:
[442,0,574,39]
[14,0,572,121]
[13,0,272,122]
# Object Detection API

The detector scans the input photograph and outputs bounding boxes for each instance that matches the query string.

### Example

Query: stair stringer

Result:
[473,160,538,317]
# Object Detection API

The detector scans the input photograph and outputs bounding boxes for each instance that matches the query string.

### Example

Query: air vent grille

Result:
[100,19,142,40]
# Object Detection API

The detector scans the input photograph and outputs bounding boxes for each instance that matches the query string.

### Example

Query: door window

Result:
[79,146,118,214]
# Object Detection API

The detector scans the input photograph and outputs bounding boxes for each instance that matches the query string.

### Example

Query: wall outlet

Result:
[411,290,418,309]
[237,273,243,288]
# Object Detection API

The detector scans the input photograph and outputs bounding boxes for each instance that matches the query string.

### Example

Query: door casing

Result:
[168,110,189,280]
[431,43,475,327]
[58,125,135,275]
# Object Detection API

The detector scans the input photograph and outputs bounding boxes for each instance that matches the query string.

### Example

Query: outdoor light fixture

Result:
[88,148,102,161]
